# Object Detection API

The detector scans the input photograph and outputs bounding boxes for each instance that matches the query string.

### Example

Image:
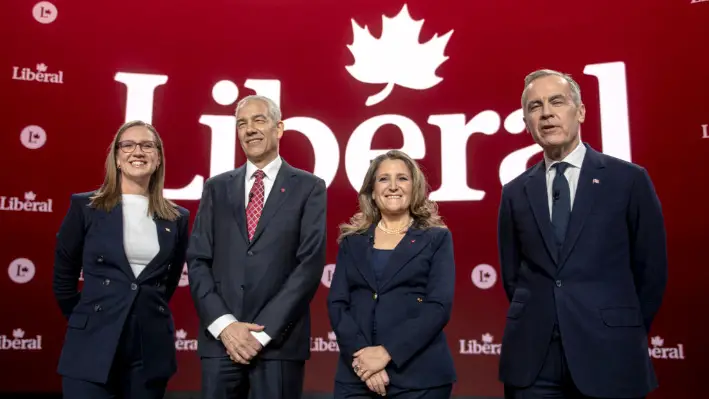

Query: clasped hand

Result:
[219,321,264,364]
[352,346,391,396]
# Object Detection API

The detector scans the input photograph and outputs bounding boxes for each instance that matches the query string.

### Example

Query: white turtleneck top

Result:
[121,194,159,278]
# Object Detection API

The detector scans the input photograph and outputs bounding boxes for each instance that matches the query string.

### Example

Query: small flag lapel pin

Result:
[592,178,600,184]
[165,227,171,232]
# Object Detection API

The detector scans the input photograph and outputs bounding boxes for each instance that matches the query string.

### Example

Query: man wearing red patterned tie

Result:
[187,95,327,399]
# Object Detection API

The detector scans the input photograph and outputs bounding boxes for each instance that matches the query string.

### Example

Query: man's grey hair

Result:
[235,95,282,123]
[521,69,582,109]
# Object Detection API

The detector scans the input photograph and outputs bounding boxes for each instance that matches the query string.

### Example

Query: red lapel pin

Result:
[280,188,285,192]
[411,239,416,243]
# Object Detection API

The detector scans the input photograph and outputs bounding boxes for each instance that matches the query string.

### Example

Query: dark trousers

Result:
[201,356,305,399]
[334,381,453,398]
[504,327,644,399]
[62,314,167,399]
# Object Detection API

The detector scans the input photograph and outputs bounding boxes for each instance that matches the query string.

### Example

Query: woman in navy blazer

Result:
[52,120,190,398]
[328,150,456,398]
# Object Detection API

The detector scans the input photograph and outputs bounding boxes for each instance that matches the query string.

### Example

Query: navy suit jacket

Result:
[327,225,456,390]
[53,192,190,384]
[497,144,668,398]
[186,161,327,360]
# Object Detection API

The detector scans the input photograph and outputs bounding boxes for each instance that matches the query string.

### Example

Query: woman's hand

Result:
[365,369,389,396]
[352,345,392,382]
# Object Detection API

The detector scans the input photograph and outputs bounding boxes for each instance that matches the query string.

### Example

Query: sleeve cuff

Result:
[207,314,238,339]
[251,330,272,347]
[207,314,272,347]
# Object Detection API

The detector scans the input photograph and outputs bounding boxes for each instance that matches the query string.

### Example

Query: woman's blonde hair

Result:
[337,150,445,243]
[89,120,181,221]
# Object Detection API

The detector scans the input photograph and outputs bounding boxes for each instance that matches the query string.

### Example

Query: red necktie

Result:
[246,170,265,241]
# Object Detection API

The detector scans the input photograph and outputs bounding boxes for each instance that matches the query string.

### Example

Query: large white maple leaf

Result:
[346,4,453,106]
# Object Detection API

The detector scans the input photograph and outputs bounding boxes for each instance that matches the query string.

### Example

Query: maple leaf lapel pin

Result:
[346,4,454,106]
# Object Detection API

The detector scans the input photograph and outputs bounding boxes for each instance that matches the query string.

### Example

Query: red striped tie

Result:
[246,170,265,241]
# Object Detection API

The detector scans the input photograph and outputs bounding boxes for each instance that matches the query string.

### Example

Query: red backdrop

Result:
[1,0,707,397]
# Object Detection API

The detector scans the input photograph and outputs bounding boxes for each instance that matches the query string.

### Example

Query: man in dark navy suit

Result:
[187,95,327,398]
[497,69,668,399]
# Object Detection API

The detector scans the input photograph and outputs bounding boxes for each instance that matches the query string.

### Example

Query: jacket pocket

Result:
[68,313,88,330]
[506,301,526,319]
[600,307,642,327]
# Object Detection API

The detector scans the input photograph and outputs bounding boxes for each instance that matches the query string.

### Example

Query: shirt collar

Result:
[544,141,586,172]
[246,155,283,181]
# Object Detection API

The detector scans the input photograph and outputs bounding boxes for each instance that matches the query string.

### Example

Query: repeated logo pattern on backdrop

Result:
[12,63,64,84]
[0,329,43,351]
[7,258,36,284]
[0,191,53,213]
[19,125,47,149]
[3,0,705,397]
[31,1,57,24]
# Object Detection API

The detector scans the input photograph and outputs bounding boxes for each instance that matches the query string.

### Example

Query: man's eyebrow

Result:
[236,113,268,122]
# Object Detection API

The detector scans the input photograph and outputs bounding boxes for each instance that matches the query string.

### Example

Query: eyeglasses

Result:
[117,140,158,153]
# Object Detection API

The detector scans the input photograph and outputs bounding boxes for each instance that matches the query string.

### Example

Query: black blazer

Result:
[186,160,327,360]
[327,225,457,390]
[53,192,190,384]
[497,144,668,398]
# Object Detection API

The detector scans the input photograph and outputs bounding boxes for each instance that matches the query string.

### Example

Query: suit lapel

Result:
[102,204,137,280]
[557,145,605,269]
[227,166,249,243]
[248,162,297,246]
[377,228,428,293]
[524,162,560,272]
[138,217,177,281]
[353,226,377,291]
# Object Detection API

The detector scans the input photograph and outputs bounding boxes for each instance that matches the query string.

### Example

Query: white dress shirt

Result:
[244,155,282,206]
[544,141,586,219]
[121,194,159,278]
[207,155,283,346]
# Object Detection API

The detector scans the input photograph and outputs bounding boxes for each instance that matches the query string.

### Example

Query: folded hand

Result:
[364,369,389,396]
[352,346,391,382]
[219,322,264,364]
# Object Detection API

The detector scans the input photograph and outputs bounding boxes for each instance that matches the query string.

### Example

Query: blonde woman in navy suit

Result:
[53,120,190,398]
[328,150,456,398]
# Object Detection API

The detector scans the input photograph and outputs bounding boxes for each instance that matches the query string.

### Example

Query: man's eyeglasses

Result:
[117,140,158,153]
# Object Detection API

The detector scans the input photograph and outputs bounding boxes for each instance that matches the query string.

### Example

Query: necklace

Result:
[377,219,413,235]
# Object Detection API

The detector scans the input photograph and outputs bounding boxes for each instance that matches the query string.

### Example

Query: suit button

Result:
[94,304,102,312]
[158,306,165,313]
[102,279,110,286]
[131,283,138,290]
[247,251,254,256]
[373,292,378,300]
[97,256,104,263]
[167,263,172,270]
[556,280,562,287]
[240,285,245,290]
